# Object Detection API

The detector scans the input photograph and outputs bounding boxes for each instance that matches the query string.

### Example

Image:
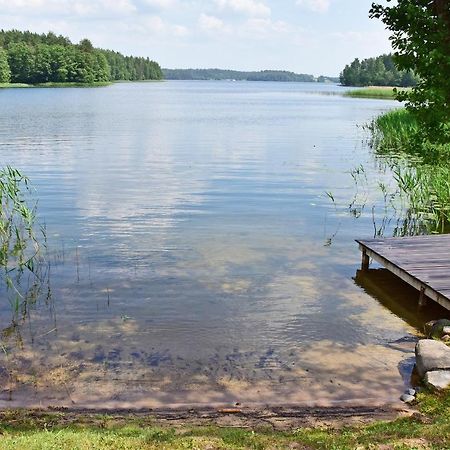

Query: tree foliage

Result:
[163,68,338,82]
[0,29,163,84]
[0,48,10,83]
[340,54,419,87]
[369,0,450,143]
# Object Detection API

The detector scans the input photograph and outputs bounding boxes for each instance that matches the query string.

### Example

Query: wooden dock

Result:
[357,235,450,311]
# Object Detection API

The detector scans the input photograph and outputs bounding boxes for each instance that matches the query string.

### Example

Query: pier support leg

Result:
[418,287,427,308]
[361,250,370,272]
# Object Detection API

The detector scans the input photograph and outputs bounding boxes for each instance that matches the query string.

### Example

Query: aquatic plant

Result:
[369,109,450,234]
[344,87,410,100]
[0,166,47,325]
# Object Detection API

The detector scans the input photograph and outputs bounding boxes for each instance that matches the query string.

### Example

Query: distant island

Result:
[340,54,418,87]
[163,68,339,83]
[0,29,163,86]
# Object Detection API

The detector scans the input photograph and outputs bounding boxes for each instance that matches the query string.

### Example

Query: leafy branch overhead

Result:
[370,0,450,143]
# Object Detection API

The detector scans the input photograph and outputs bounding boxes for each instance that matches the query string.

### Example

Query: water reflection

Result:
[354,268,450,330]
[0,81,425,408]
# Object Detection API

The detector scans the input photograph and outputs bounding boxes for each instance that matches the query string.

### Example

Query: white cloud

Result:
[198,13,231,33]
[142,0,176,9]
[172,24,189,37]
[0,0,137,17]
[296,0,331,13]
[140,0,177,10]
[215,0,271,18]
[242,18,292,37]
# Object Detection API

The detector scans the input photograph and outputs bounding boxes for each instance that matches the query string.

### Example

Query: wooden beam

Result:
[357,239,450,311]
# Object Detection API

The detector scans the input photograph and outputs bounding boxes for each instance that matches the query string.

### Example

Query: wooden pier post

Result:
[361,249,370,272]
[418,287,427,307]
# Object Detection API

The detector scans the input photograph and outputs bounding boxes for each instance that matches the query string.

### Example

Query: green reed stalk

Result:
[370,109,450,234]
[0,166,46,325]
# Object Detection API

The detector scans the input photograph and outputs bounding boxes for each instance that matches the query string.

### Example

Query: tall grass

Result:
[370,109,450,233]
[345,87,411,100]
[370,108,419,152]
[0,167,47,327]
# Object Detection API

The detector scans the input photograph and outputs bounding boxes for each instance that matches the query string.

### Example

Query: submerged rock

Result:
[415,339,450,378]
[424,320,437,336]
[427,319,450,339]
[400,393,415,404]
[424,370,450,391]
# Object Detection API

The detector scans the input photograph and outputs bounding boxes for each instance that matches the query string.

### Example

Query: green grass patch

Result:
[0,83,33,88]
[345,86,410,99]
[0,391,449,449]
[35,81,112,88]
[0,82,111,89]
[370,108,420,152]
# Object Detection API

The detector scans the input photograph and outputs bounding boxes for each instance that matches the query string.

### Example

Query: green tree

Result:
[7,42,34,83]
[340,54,418,87]
[78,38,94,53]
[0,48,11,83]
[370,0,450,143]
[0,29,163,84]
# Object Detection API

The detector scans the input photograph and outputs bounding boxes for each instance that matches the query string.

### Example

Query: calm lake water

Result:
[0,81,446,408]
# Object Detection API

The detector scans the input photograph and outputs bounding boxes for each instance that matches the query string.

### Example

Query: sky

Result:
[0,0,393,76]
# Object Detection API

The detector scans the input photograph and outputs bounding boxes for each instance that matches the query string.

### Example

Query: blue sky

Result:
[0,0,392,76]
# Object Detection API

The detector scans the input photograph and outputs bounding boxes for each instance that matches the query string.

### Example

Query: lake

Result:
[0,81,444,409]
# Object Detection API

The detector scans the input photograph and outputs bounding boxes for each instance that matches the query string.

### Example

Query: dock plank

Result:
[357,235,450,311]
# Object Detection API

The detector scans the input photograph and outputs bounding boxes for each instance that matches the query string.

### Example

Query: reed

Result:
[0,166,46,326]
[370,108,450,233]
[345,87,410,100]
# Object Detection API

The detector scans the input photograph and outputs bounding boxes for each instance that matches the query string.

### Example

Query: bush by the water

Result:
[370,109,450,233]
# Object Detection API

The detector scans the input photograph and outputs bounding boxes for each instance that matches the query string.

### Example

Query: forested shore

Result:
[340,54,418,87]
[163,68,339,83]
[0,30,163,85]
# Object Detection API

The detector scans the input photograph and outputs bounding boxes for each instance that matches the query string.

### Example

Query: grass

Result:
[0,82,111,89]
[345,86,410,100]
[0,83,32,89]
[370,108,420,153]
[0,166,47,325]
[0,391,449,449]
[369,108,450,233]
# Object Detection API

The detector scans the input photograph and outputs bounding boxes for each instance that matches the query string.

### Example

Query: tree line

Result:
[340,54,419,87]
[0,30,163,84]
[163,68,339,83]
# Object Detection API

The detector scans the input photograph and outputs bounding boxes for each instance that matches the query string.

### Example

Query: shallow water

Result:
[0,81,446,409]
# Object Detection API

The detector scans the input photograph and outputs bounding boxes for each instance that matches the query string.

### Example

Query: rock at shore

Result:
[424,370,450,390]
[426,319,450,339]
[415,339,450,378]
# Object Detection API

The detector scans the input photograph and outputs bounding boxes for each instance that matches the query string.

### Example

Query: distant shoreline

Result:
[163,68,339,83]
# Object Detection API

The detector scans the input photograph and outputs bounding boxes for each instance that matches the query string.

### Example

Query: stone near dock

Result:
[424,320,437,336]
[400,393,415,404]
[415,339,450,378]
[427,319,450,339]
[424,370,450,391]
